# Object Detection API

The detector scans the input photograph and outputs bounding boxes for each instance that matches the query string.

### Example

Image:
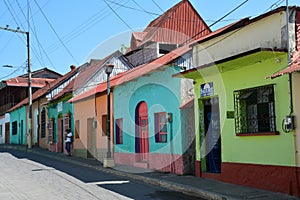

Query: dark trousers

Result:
[66,142,71,155]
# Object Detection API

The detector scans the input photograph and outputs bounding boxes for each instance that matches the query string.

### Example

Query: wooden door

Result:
[135,102,149,162]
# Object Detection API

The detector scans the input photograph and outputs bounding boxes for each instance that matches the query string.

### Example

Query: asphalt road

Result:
[0,148,205,200]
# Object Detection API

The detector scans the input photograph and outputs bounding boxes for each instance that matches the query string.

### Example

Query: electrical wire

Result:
[103,0,134,31]
[151,0,164,13]
[46,0,130,54]
[32,0,79,65]
[131,0,155,18]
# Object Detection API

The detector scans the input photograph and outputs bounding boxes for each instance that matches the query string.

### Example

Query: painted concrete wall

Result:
[293,72,300,167]
[113,66,193,173]
[73,94,113,162]
[32,98,48,148]
[9,106,26,145]
[193,53,294,166]
[47,96,74,152]
[193,11,289,67]
[0,113,10,144]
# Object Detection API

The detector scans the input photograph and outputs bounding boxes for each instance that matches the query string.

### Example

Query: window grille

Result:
[234,85,276,134]
[155,112,167,143]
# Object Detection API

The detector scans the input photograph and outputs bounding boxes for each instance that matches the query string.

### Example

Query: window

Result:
[234,85,276,134]
[48,118,55,143]
[115,118,123,144]
[0,125,2,137]
[102,115,107,136]
[41,107,46,138]
[12,121,18,135]
[64,114,71,132]
[75,120,80,139]
[155,112,167,143]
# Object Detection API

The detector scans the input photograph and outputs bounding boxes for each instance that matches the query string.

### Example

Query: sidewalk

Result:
[0,144,299,200]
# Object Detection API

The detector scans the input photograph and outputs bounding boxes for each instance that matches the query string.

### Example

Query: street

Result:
[0,148,205,200]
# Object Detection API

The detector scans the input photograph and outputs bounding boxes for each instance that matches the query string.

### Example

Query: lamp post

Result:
[104,63,115,168]
[0,26,32,148]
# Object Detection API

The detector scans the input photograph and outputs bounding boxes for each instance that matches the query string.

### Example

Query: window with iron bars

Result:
[234,84,276,134]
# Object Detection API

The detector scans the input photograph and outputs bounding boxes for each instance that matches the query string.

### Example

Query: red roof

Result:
[70,43,192,103]
[4,77,56,88]
[269,52,300,78]
[128,0,211,52]
[9,67,79,112]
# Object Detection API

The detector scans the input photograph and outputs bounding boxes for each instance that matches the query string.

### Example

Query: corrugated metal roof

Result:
[69,43,191,103]
[4,77,56,88]
[9,67,80,112]
[128,0,211,52]
[269,52,300,78]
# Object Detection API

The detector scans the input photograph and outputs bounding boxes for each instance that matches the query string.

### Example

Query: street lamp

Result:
[103,63,115,168]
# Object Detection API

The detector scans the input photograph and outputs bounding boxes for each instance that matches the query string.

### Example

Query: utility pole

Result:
[0,26,32,148]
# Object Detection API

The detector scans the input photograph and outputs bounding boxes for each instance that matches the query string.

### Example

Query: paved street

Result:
[0,149,204,200]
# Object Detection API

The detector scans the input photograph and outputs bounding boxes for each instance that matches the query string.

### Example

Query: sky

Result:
[0,0,299,80]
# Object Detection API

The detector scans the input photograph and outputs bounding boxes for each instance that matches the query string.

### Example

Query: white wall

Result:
[0,113,10,144]
[193,11,289,67]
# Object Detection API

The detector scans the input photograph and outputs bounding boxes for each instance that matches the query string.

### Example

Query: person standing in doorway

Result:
[65,129,73,156]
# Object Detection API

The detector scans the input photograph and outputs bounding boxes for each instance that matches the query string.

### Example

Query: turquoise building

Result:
[113,45,195,174]
[9,106,26,144]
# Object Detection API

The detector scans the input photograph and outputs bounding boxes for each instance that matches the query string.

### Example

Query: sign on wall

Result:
[57,102,63,112]
[201,82,214,97]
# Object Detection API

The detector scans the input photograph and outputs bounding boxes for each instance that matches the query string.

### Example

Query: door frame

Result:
[135,101,149,162]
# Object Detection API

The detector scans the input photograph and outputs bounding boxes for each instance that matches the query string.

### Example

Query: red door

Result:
[136,102,149,162]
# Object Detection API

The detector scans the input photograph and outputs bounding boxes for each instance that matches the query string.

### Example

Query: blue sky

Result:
[0,0,298,79]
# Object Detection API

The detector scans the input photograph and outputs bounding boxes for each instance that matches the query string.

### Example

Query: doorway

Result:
[203,97,221,173]
[5,122,9,144]
[135,101,149,162]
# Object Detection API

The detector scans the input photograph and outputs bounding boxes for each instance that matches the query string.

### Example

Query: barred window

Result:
[41,108,46,138]
[234,85,276,134]
[155,112,167,143]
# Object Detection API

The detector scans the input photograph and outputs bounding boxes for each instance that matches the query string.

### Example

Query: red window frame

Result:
[116,118,123,144]
[155,112,167,143]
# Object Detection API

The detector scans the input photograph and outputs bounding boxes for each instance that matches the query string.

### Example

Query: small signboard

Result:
[57,102,63,112]
[201,82,214,97]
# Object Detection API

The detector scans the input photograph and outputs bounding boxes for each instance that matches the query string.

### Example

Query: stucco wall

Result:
[10,106,26,145]
[113,66,184,155]
[0,113,10,144]
[193,11,289,67]
[293,72,300,167]
[193,53,294,166]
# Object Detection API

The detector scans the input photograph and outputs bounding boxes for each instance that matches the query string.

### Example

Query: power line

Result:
[32,0,79,65]
[131,0,155,18]
[182,0,249,45]
[103,0,134,31]
[46,0,130,54]
[151,0,164,13]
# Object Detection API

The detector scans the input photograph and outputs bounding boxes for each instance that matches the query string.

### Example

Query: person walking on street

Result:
[65,129,73,156]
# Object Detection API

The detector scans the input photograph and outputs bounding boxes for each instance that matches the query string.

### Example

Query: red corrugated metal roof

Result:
[269,52,300,78]
[50,78,75,101]
[9,67,80,112]
[4,77,56,88]
[70,43,192,103]
[129,0,211,52]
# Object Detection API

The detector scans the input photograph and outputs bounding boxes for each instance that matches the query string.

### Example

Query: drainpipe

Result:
[286,2,293,115]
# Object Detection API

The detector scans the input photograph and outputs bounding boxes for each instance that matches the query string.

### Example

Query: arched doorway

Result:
[135,101,149,162]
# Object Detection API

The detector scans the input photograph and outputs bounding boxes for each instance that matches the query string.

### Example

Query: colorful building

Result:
[69,51,133,160]
[174,6,300,195]
[8,66,79,147]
